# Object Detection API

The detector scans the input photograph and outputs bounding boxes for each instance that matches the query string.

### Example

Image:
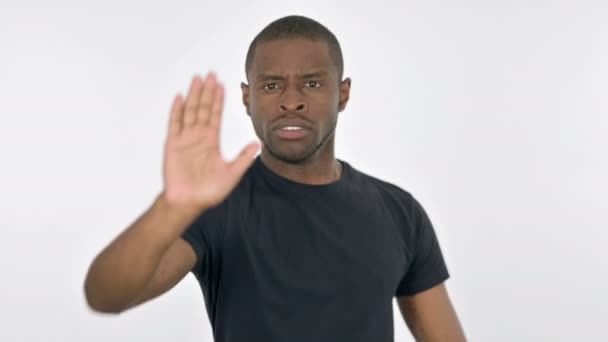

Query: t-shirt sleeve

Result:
[395,195,450,297]
[180,203,226,284]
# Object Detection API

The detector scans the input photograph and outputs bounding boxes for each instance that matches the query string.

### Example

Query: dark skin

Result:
[241,38,351,185]
[84,36,465,341]
[242,38,465,341]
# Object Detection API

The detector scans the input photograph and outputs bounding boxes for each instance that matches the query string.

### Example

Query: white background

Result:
[1,0,607,341]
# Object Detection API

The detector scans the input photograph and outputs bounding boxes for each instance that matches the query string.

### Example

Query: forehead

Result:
[250,38,334,76]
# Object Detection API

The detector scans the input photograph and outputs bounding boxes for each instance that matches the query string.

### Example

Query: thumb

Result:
[228,141,260,178]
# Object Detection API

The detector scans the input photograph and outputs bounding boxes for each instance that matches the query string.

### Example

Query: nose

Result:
[278,88,307,113]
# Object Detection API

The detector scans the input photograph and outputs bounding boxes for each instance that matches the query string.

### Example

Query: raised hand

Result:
[161,73,260,211]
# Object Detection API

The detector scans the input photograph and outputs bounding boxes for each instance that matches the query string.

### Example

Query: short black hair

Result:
[245,15,344,81]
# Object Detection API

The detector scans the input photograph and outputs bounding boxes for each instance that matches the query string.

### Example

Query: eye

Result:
[305,81,321,88]
[263,83,278,91]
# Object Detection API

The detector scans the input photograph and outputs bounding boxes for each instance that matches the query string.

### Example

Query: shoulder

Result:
[345,162,431,229]
[347,162,417,207]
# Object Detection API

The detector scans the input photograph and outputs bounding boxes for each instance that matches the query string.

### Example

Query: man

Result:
[84,15,466,342]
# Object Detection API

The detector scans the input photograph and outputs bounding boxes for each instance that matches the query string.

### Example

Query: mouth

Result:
[273,126,311,140]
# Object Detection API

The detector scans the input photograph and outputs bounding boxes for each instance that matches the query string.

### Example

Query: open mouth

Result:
[275,126,310,140]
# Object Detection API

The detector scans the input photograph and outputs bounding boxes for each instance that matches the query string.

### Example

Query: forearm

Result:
[84,193,202,313]
[399,284,466,342]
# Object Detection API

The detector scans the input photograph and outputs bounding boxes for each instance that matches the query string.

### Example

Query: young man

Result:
[84,15,466,342]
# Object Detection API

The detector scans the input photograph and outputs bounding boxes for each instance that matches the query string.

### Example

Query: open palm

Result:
[162,73,259,210]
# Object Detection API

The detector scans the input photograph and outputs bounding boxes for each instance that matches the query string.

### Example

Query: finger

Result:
[183,75,204,127]
[228,142,260,177]
[168,93,184,136]
[208,83,224,130]
[197,73,217,126]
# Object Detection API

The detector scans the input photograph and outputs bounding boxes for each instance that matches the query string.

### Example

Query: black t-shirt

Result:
[181,156,449,342]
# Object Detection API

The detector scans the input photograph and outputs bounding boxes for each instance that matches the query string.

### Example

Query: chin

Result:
[267,145,318,164]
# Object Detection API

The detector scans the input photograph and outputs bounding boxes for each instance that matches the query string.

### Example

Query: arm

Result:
[83,73,259,314]
[125,237,197,310]
[397,283,466,342]
[83,194,200,313]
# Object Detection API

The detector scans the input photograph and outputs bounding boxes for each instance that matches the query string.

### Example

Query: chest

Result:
[221,195,410,302]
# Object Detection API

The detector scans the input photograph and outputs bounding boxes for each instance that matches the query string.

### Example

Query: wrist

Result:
[155,192,205,224]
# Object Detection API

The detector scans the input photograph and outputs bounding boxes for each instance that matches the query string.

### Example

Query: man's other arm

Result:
[397,283,466,341]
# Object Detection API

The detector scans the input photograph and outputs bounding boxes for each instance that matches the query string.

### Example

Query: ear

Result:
[241,82,251,116]
[338,77,351,112]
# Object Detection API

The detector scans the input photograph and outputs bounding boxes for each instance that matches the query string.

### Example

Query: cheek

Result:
[331,91,341,109]
[250,94,277,115]
[314,88,340,108]
[248,103,272,134]
[313,93,340,114]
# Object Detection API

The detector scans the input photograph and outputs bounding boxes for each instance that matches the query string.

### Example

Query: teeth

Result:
[281,126,302,131]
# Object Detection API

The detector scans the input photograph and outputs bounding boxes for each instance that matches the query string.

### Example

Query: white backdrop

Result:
[1,0,607,341]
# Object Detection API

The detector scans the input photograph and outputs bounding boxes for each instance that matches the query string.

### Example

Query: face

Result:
[241,38,351,164]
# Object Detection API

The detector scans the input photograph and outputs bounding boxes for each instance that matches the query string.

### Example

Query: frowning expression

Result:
[242,38,351,164]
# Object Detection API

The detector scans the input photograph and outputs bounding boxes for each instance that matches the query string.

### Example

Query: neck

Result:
[260,143,342,185]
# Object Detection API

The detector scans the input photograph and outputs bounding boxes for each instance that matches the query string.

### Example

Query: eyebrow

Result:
[300,71,328,79]
[255,70,329,82]
[255,73,284,82]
